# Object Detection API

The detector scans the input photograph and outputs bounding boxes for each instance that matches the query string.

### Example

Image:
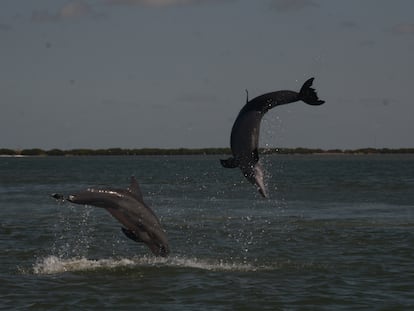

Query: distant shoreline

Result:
[1,147,414,156]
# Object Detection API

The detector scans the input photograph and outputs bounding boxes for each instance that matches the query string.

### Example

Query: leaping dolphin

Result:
[221,77,325,198]
[51,177,169,257]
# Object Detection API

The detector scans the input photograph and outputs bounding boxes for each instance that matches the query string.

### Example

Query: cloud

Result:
[31,0,97,23]
[31,10,59,23]
[339,20,357,29]
[268,0,319,12]
[359,97,398,107]
[359,39,376,48]
[175,92,218,105]
[0,23,12,31]
[60,1,93,18]
[104,0,231,7]
[391,23,414,35]
[105,0,189,6]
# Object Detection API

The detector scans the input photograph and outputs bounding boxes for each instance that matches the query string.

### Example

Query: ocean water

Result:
[0,155,413,310]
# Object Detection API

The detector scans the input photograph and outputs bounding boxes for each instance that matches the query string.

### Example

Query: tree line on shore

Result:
[1,147,414,156]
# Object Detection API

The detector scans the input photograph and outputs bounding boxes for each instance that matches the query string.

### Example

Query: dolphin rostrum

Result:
[221,77,325,198]
[51,176,169,257]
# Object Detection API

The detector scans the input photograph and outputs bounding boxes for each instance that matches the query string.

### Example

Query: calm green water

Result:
[1,155,413,310]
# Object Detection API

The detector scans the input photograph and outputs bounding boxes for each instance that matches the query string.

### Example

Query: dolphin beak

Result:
[253,163,268,198]
[257,186,268,198]
[159,245,170,257]
[147,242,170,257]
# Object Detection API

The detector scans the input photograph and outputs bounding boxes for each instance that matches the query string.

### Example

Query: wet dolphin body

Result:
[52,177,169,257]
[221,78,325,198]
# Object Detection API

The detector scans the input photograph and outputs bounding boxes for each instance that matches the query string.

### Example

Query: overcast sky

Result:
[1,0,413,150]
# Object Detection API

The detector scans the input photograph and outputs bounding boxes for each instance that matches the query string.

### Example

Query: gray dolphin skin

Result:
[52,177,169,257]
[221,77,325,198]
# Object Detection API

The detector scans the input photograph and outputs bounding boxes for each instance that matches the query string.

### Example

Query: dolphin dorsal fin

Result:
[128,176,144,202]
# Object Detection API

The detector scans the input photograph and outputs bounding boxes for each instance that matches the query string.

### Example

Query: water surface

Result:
[1,155,413,310]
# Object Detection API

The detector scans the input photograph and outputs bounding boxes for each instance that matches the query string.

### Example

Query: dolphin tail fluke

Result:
[299,77,325,106]
[220,157,238,168]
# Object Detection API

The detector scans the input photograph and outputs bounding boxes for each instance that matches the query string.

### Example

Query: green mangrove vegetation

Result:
[1,147,414,156]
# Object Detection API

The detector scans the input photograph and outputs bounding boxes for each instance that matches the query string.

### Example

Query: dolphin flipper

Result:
[220,157,239,168]
[50,193,65,200]
[121,227,143,243]
[122,227,169,257]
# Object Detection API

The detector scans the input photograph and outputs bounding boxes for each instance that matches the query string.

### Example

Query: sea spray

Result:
[52,204,96,258]
[32,255,259,275]
[33,256,136,274]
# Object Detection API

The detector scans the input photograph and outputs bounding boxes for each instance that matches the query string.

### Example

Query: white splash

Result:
[32,255,259,275]
[33,256,136,274]
[167,257,256,272]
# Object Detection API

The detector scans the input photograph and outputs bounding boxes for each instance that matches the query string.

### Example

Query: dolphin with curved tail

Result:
[221,78,325,198]
[51,176,169,257]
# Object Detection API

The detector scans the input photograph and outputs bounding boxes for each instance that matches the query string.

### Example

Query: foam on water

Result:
[32,255,259,275]
[32,256,135,274]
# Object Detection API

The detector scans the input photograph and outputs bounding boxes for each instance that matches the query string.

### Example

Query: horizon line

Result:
[1,147,414,156]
